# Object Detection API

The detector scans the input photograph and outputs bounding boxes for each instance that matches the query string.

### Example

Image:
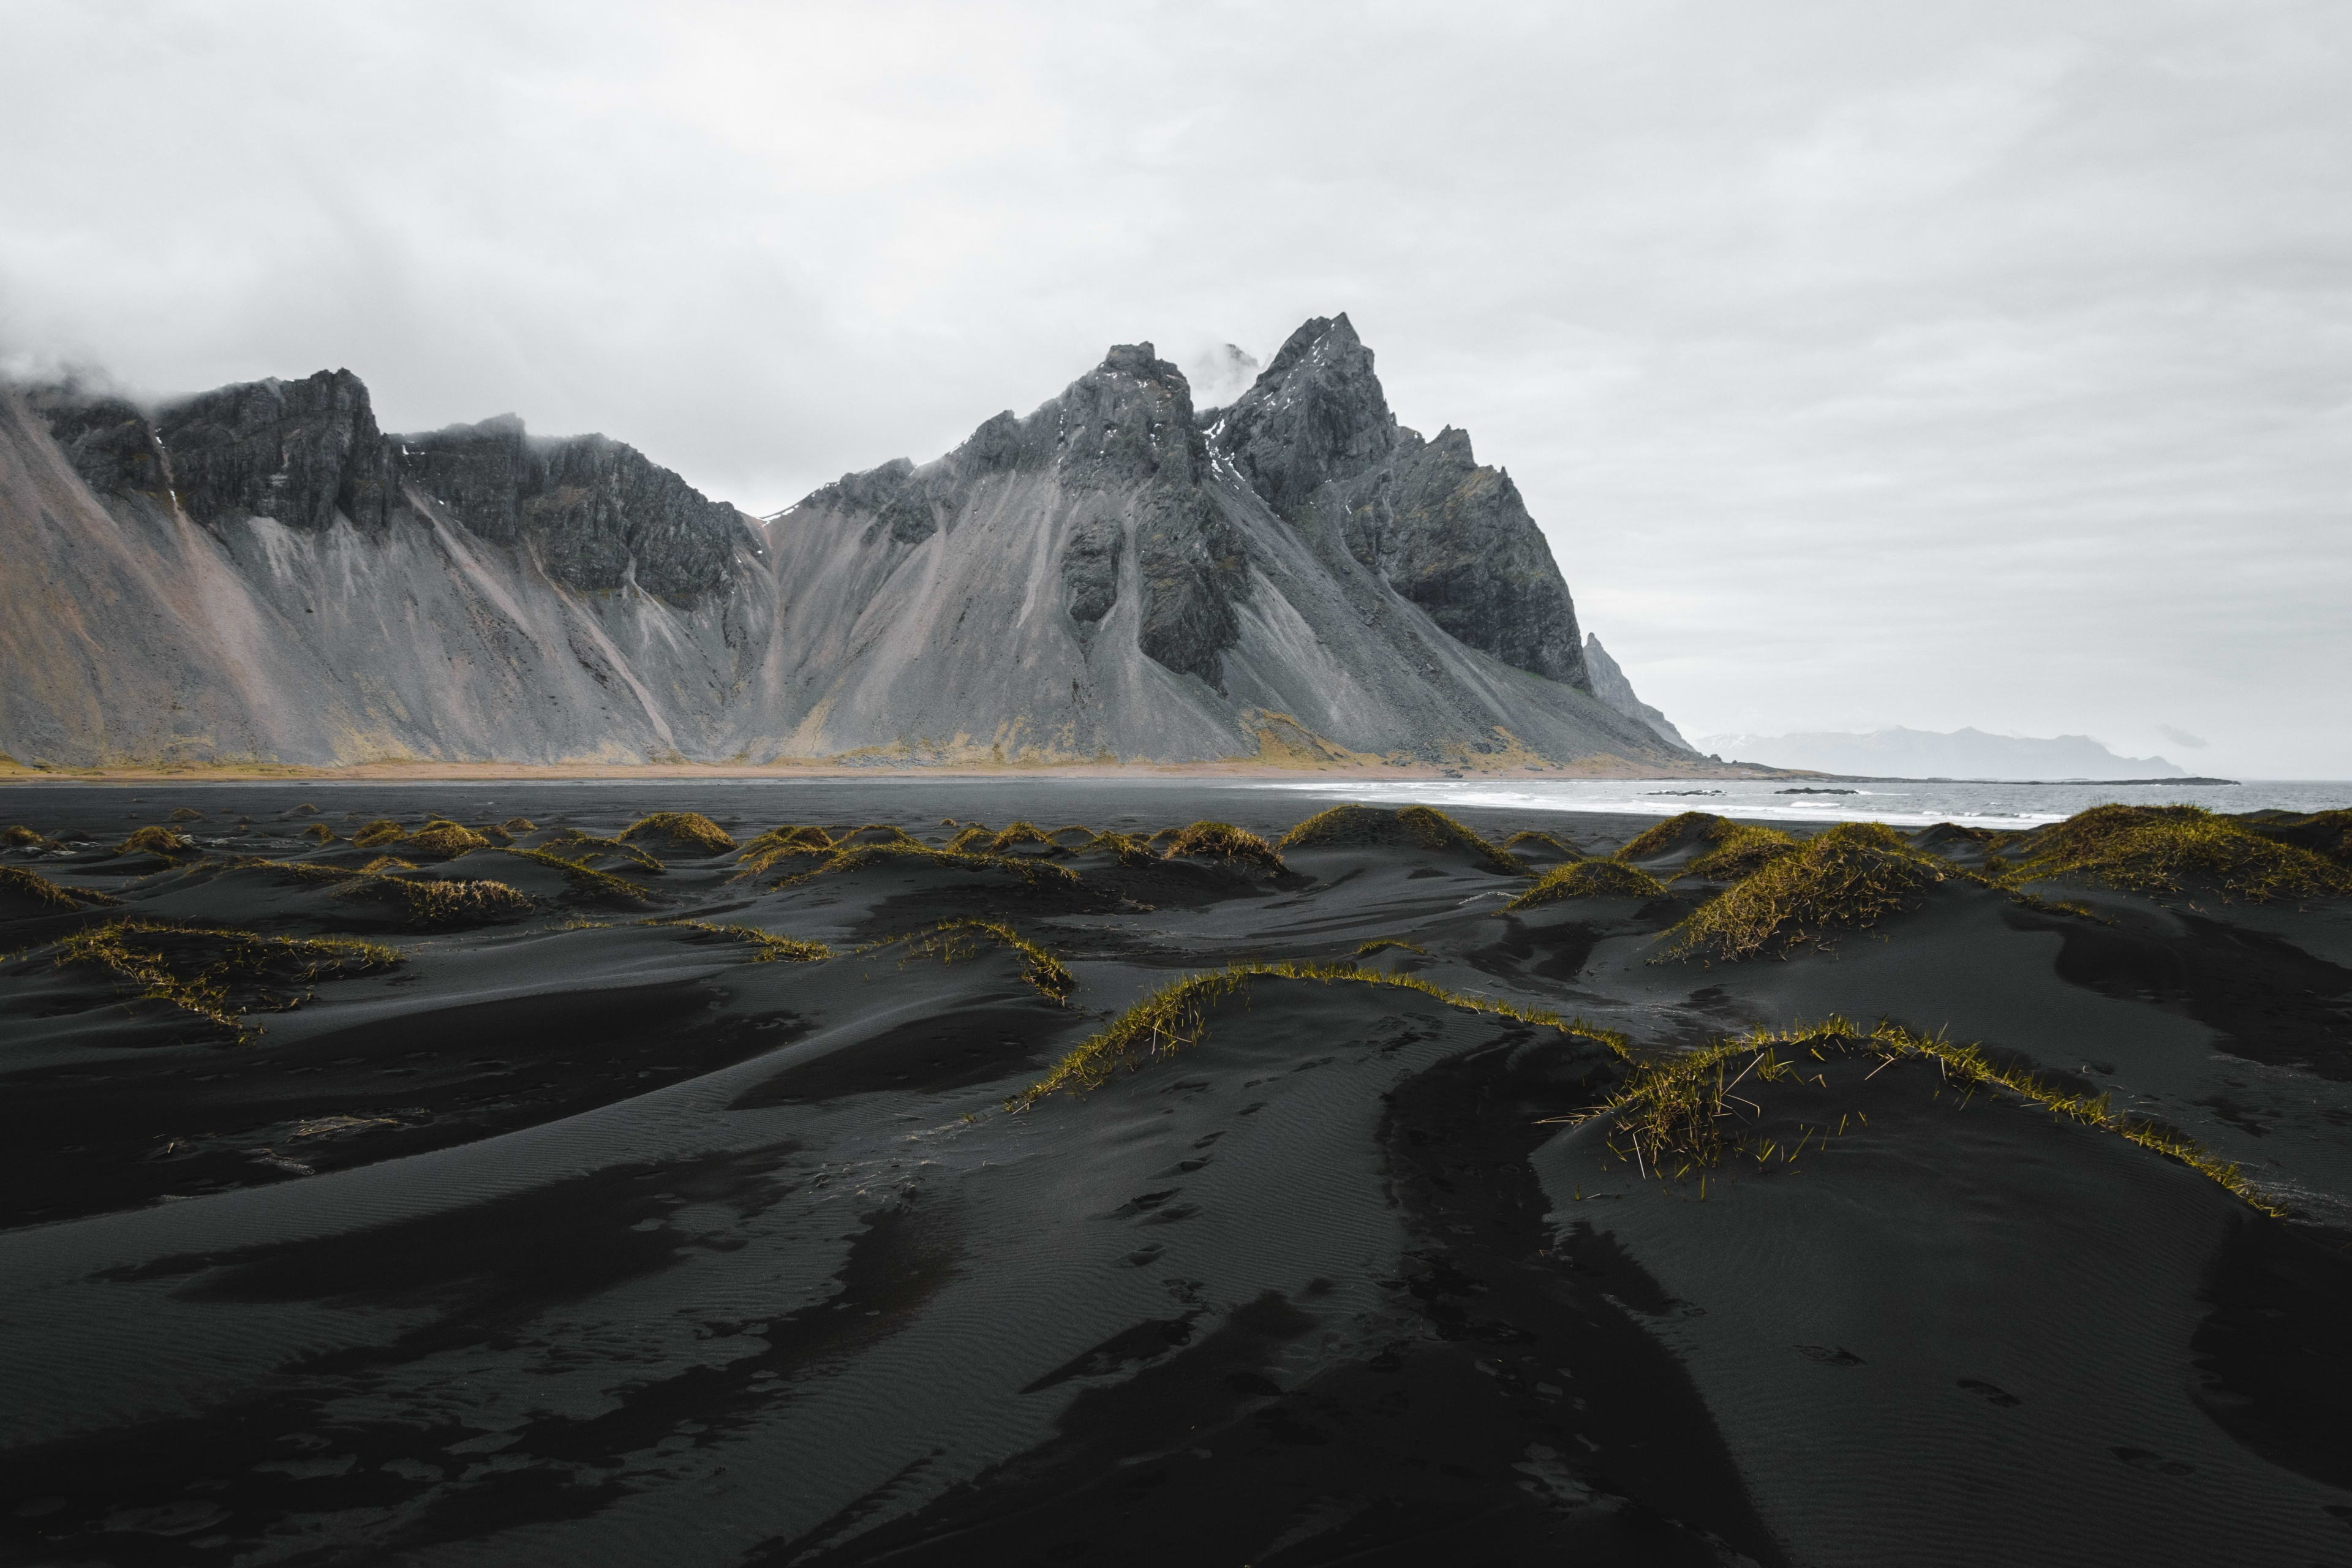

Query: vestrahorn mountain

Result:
[0,314,1695,771]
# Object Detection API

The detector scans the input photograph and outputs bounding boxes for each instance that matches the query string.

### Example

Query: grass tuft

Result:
[361,877,535,928]
[2007,805,2350,903]
[623,812,739,854]
[1161,821,1287,874]
[29,918,400,1042]
[900,919,1077,1002]
[737,824,837,875]
[1355,937,1427,957]
[495,846,655,903]
[1595,1016,2285,1216]
[0,864,116,911]
[1614,811,1722,862]
[1012,960,1624,1108]
[1506,858,1668,910]
[117,824,194,858]
[1658,821,1950,963]
[405,820,491,858]
[1079,831,1161,869]
[1681,823,1799,882]
[1278,804,1522,873]
[352,820,408,848]
[302,823,337,843]
[655,919,832,962]
[6,824,51,848]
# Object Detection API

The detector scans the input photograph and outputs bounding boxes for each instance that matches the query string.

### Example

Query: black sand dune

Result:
[1,781,2348,1566]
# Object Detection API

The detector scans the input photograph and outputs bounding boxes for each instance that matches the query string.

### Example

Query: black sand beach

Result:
[2,780,2348,1566]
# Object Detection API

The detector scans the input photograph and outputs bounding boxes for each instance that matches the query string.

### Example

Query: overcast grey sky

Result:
[4,1,2346,774]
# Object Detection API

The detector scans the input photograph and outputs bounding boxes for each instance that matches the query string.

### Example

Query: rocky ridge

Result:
[1583,634,1691,749]
[1,320,1700,770]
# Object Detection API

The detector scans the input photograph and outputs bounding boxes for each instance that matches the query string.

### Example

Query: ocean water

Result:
[1251,776,2352,831]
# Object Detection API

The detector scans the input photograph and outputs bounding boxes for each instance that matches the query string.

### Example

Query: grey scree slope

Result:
[0,314,1689,769]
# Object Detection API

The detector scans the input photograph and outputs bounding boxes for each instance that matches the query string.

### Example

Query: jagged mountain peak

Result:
[1214,314,1396,519]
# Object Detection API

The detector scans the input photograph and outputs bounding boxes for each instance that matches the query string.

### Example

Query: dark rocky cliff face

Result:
[403,417,752,602]
[799,341,1246,687]
[1212,315,1590,692]
[1068,344,1243,687]
[1215,315,1396,518]
[33,375,750,606]
[149,370,397,533]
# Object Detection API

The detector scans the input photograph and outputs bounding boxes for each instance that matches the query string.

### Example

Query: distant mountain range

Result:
[0,315,1702,772]
[1697,727,2188,780]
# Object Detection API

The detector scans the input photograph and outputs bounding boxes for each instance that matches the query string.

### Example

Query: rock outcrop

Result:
[0,318,1700,771]
[1212,315,1589,688]
[1582,633,1692,749]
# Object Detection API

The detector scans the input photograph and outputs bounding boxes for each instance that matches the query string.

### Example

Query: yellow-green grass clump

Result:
[1597,1016,2283,1215]
[946,825,995,853]
[352,820,409,848]
[1613,810,1722,862]
[361,877,535,929]
[2242,809,2352,869]
[1277,804,1521,872]
[1657,821,1951,963]
[982,821,1060,853]
[405,820,492,858]
[494,846,655,903]
[36,917,400,1041]
[1161,821,1287,875]
[1681,823,1799,882]
[737,824,836,875]
[902,918,1076,1002]
[302,823,337,843]
[536,829,663,872]
[1506,858,1668,911]
[1012,960,1625,1108]
[623,812,739,855]
[0,864,116,912]
[655,919,832,963]
[1355,937,1427,958]
[502,816,537,833]
[117,824,195,858]
[169,806,204,821]
[831,823,922,850]
[4,824,49,848]
[1079,831,1160,869]
[2011,805,2351,903]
